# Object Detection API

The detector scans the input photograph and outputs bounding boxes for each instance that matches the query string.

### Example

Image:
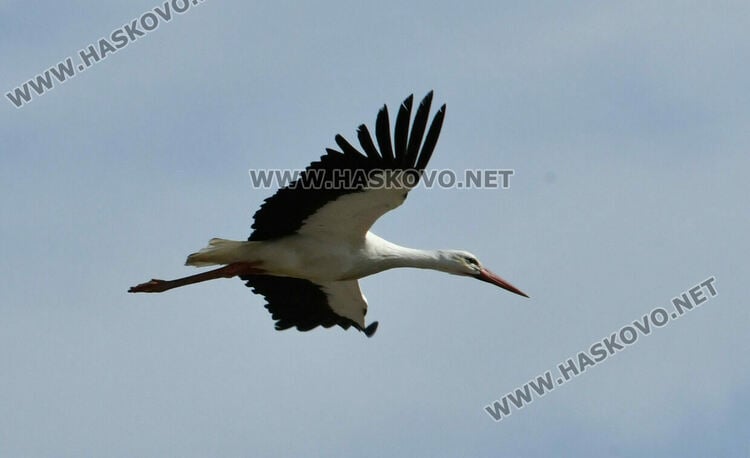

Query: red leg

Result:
[128,262,264,293]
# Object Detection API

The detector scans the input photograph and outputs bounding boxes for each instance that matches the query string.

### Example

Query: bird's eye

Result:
[465,256,479,267]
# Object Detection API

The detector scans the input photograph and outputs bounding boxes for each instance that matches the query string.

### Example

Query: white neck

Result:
[365,233,450,274]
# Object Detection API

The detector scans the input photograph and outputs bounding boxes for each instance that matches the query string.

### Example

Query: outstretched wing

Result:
[248,92,446,242]
[242,275,379,337]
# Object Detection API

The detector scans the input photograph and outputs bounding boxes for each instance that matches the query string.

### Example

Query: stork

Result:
[129,92,528,337]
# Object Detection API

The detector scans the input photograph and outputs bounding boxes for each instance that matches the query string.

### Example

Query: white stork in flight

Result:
[130,92,528,337]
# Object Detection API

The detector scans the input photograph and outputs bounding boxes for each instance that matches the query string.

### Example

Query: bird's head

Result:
[439,250,529,298]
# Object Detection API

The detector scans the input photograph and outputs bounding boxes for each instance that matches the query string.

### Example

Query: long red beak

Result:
[476,268,529,298]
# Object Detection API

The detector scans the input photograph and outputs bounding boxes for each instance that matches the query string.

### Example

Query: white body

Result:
[129,94,528,336]
[183,187,489,329]
[187,232,451,282]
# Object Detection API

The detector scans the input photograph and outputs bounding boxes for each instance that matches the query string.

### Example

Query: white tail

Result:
[185,238,256,267]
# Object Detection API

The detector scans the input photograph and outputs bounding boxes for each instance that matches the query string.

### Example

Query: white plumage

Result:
[130,93,527,337]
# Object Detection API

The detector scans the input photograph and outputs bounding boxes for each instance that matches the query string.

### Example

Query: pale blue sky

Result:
[2,1,748,456]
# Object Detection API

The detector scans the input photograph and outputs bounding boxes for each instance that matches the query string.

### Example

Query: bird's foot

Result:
[128,279,171,293]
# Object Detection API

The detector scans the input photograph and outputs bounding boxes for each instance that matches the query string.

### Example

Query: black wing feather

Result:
[335,134,366,159]
[393,95,413,166]
[245,93,445,334]
[248,92,445,242]
[415,104,446,171]
[356,125,381,161]
[249,150,370,241]
[375,106,395,164]
[242,275,369,334]
[404,91,433,168]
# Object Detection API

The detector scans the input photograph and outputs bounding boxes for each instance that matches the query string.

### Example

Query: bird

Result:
[129,92,528,337]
